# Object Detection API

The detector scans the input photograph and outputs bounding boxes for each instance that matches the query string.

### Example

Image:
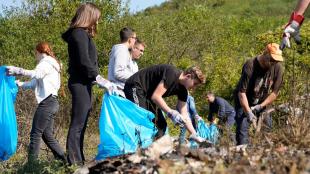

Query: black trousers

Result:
[124,85,167,138]
[29,95,65,161]
[67,80,92,165]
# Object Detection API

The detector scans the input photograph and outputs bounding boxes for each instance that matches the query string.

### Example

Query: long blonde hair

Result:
[70,2,101,37]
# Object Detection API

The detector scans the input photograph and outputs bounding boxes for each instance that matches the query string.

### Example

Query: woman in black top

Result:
[62,2,109,165]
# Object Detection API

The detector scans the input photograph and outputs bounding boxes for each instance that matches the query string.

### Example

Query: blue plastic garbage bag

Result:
[96,93,157,160]
[190,120,219,148]
[0,66,18,161]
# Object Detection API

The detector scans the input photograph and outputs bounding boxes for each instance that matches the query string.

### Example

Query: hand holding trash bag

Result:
[95,75,118,95]
[6,66,25,76]
[6,66,34,77]
[14,80,24,87]
[167,110,185,127]
[189,133,206,143]
[195,115,203,121]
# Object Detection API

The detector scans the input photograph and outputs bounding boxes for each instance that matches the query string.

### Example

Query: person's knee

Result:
[30,128,44,138]
[69,123,85,133]
[42,131,55,141]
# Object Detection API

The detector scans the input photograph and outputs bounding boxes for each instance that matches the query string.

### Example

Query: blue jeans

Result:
[235,107,272,145]
[28,95,65,161]
[225,111,236,127]
[219,111,236,144]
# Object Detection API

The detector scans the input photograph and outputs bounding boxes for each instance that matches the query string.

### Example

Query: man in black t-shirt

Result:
[234,43,284,145]
[124,64,206,142]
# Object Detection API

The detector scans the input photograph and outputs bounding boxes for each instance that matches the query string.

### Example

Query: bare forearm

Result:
[295,0,310,15]
[260,92,277,108]
[151,96,171,113]
[178,104,196,134]
[238,92,251,113]
[184,119,196,134]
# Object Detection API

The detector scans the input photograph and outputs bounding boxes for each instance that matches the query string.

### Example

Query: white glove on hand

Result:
[167,110,185,127]
[6,66,24,76]
[15,80,24,87]
[189,133,205,143]
[280,12,304,50]
[195,115,202,121]
[281,22,301,49]
[95,75,117,95]
[251,104,263,113]
[246,111,257,128]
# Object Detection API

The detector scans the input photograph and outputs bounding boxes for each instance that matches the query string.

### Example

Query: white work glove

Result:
[280,12,304,50]
[6,66,34,77]
[189,133,206,143]
[251,104,263,113]
[246,111,257,128]
[95,75,118,95]
[15,80,24,87]
[6,66,25,76]
[195,115,202,121]
[167,110,185,127]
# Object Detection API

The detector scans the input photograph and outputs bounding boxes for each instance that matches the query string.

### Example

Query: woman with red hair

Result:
[6,42,65,162]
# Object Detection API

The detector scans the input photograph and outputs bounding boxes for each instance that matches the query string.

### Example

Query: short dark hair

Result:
[184,66,206,84]
[135,38,146,48]
[207,91,215,97]
[120,27,135,42]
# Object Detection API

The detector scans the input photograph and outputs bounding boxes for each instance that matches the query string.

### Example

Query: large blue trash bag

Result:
[96,93,157,160]
[190,119,219,148]
[0,66,18,161]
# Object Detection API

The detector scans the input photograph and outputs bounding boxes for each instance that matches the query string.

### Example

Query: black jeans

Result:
[29,95,65,161]
[67,80,92,165]
[124,85,167,138]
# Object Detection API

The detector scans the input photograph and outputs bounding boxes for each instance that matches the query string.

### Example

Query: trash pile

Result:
[86,135,310,174]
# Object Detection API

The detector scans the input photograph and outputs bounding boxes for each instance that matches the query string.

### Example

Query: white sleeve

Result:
[113,48,132,82]
[23,61,53,79]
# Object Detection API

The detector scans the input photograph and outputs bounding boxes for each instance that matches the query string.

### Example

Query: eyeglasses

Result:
[134,47,144,53]
[131,36,137,40]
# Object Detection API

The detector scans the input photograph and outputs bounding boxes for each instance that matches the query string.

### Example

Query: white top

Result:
[20,54,61,104]
[108,44,138,90]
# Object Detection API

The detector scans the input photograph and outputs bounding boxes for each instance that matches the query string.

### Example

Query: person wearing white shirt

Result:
[6,42,65,162]
[108,27,137,96]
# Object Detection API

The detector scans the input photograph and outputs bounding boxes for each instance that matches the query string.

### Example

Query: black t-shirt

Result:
[125,64,188,102]
[235,57,284,107]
